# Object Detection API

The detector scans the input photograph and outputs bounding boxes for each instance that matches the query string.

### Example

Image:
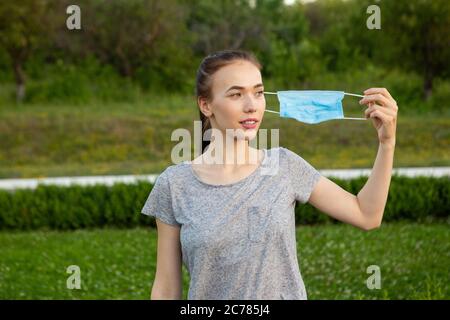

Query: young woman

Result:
[142,50,398,300]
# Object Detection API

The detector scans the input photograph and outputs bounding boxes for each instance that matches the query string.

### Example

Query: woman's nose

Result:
[243,96,258,112]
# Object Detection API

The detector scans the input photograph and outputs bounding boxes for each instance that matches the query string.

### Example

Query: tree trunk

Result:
[423,40,433,101]
[424,68,433,101]
[13,60,26,103]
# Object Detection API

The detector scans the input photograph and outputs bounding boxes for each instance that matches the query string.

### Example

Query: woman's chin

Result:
[238,131,258,141]
[222,127,259,142]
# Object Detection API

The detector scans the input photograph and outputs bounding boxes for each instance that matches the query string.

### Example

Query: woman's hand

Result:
[359,87,398,148]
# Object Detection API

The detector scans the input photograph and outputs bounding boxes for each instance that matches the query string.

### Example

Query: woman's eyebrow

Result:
[226,83,264,92]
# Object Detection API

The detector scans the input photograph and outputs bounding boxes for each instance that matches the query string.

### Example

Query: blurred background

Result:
[0,0,448,300]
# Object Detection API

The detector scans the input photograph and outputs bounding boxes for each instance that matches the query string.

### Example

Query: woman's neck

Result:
[201,140,260,170]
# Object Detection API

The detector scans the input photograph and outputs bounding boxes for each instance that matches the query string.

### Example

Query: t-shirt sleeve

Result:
[141,168,180,227]
[282,147,322,204]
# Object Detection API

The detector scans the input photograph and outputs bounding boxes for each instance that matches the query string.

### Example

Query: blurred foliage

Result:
[0,0,449,178]
[0,0,448,105]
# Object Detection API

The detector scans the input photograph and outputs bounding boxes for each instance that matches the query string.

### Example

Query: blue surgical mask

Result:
[264,90,366,124]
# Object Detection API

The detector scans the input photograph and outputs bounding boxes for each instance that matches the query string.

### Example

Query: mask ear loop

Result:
[263,91,281,113]
[263,91,368,120]
[343,92,366,120]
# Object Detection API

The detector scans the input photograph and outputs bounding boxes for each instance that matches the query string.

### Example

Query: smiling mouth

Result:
[239,119,259,124]
[239,121,258,130]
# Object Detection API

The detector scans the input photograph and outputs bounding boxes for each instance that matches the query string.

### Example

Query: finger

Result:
[368,109,396,124]
[365,104,396,119]
[365,104,375,118]
[363,87,394,100]
[360,93,391,107]
[364,103,381,117]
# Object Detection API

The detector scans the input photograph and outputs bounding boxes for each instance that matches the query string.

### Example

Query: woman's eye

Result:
[230,91,263,98]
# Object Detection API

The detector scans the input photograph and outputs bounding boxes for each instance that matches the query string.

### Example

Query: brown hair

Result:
[195,49,262,153]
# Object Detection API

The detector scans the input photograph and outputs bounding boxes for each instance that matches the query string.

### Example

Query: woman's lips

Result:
[239,121,258,129]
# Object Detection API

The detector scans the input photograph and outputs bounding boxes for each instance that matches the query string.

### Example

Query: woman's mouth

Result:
[239,119,258,129]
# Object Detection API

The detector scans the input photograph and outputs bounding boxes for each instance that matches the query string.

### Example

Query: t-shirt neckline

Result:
[187,148,268,188]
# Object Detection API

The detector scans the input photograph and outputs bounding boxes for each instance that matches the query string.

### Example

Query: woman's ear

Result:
[198,96,213,117]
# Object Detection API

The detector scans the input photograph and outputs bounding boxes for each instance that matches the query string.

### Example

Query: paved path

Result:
[0,167,448,190]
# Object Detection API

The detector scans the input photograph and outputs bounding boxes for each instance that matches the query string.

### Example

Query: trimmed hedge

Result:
[297,175,450,225]
[0,175,448,230]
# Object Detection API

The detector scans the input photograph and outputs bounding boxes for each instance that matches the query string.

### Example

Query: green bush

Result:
[428,79,450,113]
[0,176,448,231]
[296,175,450,224]
[24,58,142,104]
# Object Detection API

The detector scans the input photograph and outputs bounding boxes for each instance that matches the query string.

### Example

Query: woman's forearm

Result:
[357,141,395,228]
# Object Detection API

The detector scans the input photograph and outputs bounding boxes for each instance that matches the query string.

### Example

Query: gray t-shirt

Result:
[141,147,322,300]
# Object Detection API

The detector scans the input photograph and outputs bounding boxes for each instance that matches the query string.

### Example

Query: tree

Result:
[382,0,450,99]
[305,0,370,72]
[53,0,191,79]
[0,0,52,102]
[184,0,266,56]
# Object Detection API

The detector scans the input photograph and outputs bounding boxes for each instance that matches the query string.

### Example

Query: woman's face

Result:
[202,60,266,143]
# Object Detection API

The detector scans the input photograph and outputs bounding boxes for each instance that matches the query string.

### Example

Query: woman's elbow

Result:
[360,217,382,231]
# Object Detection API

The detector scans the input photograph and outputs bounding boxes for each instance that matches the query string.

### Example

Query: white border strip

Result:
[0,167,448,190]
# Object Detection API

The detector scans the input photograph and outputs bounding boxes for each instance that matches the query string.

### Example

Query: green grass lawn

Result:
[0,222,448,299]
[0,97,449,178]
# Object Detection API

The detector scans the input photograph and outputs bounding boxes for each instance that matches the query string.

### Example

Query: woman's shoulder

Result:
[265,146,290,154]
[263,147,311,170]
[274,146,305,160]
[152,161,189,185]
[264,146,289,161]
